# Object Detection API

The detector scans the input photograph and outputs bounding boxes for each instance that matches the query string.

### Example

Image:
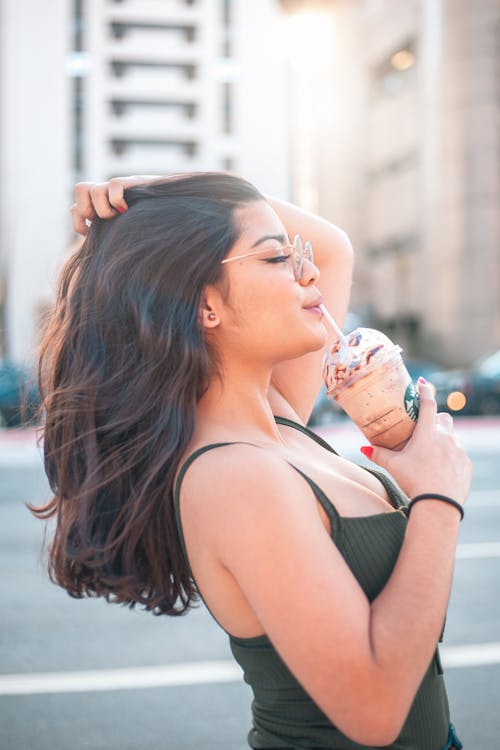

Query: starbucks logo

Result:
[404,382,419,421]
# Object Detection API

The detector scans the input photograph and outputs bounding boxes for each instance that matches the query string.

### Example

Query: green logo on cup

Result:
[404,382,419,421]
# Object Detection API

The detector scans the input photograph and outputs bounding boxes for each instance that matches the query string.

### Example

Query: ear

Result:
[201,286,221,329]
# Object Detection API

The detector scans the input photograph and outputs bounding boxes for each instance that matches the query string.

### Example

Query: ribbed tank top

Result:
[173,417,451,750]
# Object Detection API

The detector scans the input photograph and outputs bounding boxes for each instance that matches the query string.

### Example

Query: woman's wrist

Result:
[408,493,464,521]
[263,195,353,261]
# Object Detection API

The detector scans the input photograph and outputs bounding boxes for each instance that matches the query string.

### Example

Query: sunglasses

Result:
[221,234,314,282]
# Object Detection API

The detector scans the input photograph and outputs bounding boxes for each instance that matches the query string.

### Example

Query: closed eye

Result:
[262,253,292,264]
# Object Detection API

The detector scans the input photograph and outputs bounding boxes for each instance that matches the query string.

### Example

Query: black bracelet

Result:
[408,494,464,521]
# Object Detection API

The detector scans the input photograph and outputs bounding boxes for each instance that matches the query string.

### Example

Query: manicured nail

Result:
[360,446,374,459]
[418,376,427,384]
[117,205,127,214]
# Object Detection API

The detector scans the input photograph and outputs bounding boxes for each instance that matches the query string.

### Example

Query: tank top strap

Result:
[274,415,340,456]
[275,415,409,513]
[286,464,342,544]
[362,466,409,511]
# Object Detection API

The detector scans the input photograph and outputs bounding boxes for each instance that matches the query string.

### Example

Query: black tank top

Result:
[173,417,450,750]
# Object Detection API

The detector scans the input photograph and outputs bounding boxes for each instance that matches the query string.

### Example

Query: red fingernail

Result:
[117,205,127,214]
[360,446,374,459]
[418,376,427,384]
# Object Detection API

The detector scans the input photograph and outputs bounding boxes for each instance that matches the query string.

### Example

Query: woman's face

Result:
[209,200,328,366]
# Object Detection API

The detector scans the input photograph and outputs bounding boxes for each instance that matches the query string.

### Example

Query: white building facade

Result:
[1,0,290,364]
[84,0,240,179]
[0,0,71,367]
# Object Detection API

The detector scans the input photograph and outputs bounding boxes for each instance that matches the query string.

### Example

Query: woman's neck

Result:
[195,361,286,446]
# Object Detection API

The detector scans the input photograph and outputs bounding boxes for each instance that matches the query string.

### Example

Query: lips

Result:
[304,295,323,309]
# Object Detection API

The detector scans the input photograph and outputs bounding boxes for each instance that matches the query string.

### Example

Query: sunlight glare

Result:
[447,391,467,412]
[282,11,333,71]
[391,49,415,71]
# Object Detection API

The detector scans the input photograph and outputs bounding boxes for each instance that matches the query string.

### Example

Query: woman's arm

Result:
[264,195,354,424]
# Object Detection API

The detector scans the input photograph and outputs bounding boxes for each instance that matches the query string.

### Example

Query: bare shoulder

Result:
[178,442,306,512]
[177,441,331,551]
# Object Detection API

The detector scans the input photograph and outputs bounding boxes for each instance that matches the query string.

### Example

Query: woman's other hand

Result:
[70,175,162,235]
[363,379,472,507]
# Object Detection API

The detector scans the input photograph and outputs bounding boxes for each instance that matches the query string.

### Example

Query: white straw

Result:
[319,304,344,341]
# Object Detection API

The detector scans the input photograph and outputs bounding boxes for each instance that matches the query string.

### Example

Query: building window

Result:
[110,100,197,119]
[223,0,232,26]
[110,138,198,157]
[373,315,422,352]
[221,0,232,57]
[222,35,232,58]
[366,151,418,184]
[366,232,419,260]
[222,82,233,134]
[109,22,196,44]
[72,0,85,177]
[110,61,197,80]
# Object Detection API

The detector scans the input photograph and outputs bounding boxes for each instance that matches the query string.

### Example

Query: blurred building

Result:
[83,0,289,184]
[0,0,71,367]
[0,0,290,364]
[280,0,499,367]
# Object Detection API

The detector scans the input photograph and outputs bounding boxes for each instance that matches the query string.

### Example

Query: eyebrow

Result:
[250,233,289,249]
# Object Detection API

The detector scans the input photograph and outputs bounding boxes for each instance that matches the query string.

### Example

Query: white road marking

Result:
[441,642,500,669]
[470,460,499,478]
[469,490,500,507]
[0,660,243,696]
[0,449,43,468]
[456,542,500,559]
[2,643,500,696]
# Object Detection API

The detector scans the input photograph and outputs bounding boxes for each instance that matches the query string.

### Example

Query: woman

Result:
[33,172,470,749]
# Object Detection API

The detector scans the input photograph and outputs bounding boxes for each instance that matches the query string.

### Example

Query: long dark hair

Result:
[30,172,263,615]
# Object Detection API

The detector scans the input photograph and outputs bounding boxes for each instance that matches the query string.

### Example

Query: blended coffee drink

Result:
[323,328,419,450]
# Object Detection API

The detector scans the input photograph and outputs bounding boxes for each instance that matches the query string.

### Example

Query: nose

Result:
[299,257,320,287]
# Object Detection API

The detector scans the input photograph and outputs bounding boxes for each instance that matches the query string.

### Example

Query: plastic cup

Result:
[324,339,419,450]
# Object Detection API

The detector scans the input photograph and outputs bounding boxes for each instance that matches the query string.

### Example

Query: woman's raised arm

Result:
[264,195,354,423]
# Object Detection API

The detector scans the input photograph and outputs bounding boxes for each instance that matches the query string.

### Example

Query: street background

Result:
[1,418,499,749]
[1,0,499,748]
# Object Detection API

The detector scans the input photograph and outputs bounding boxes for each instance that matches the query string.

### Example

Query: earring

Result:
[207,312,217,321]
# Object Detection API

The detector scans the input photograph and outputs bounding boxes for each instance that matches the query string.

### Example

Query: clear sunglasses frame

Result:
[221,234,314,282]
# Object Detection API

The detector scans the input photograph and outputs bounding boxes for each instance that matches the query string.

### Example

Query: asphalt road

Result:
[0,419,499,749]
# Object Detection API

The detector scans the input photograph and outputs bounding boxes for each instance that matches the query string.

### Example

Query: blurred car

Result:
[405,356,443,385]
[432,349,500,416]
[0,359,41,427]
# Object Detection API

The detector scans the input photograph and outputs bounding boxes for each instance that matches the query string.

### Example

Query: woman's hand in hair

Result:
[71,175,163,235]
